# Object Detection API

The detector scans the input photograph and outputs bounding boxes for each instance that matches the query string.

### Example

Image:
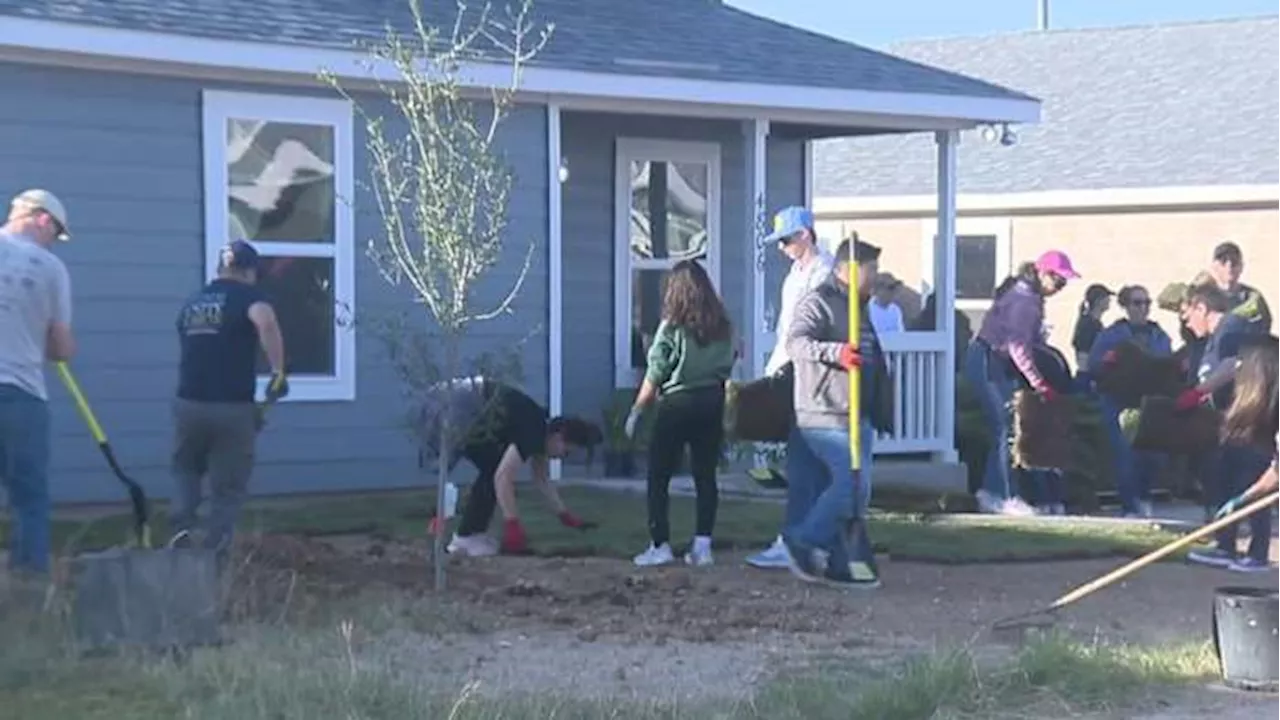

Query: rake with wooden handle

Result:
[991,490,1280,634]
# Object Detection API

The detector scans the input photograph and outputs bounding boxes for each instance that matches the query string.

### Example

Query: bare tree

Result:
[323,0,552,590]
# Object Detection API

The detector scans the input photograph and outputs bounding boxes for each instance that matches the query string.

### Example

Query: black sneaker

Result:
[823,562,881,590]
[781,535,822,583]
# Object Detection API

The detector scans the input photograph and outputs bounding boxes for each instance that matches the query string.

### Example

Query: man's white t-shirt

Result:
[869,300,905,334]
[764,248,834,376]
[0,230,73,400]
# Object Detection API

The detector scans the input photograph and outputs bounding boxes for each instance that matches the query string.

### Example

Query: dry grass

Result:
[0,572,1223,720]
[0,486,1226,718]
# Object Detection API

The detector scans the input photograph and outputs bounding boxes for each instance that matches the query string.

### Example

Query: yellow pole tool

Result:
[56,362,151,548]
[847,263,878,582]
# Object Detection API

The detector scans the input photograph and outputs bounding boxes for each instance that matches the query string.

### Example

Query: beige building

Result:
[813,17,1279,354]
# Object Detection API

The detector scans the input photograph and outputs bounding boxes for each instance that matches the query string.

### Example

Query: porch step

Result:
[870,459,967,494]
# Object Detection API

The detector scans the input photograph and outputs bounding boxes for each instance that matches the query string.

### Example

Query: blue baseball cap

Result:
[221,239,261,271]
[761,205,814,245]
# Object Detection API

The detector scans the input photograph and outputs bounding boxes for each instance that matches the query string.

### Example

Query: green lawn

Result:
[6,485,1187,564]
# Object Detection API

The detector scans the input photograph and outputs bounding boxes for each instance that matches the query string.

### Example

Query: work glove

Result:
[264,372,290,403]
[1174,388,1207,411]
[623,408,641,440]
[1214,494,1248,520]
[1036,386,1059,404]
[501,517,531,555]
[838,344,862,370]
[558,510,598,531]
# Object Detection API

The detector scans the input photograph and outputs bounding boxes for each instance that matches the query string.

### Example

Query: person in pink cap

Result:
[963,250,1079,515]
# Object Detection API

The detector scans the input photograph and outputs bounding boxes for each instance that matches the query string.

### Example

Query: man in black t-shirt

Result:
[171,240,288,554]
[420,377,602,556]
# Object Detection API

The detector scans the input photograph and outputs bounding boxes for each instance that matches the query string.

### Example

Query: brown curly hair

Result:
[661,259,732,346]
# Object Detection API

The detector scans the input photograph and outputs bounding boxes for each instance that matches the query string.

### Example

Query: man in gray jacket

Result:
[781,236,886,590]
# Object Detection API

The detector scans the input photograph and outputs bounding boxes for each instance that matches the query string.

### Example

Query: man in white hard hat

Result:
[0,189,76,576]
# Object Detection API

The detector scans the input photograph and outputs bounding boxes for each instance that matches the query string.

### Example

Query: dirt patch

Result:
[226,533,1276,650]
[1073,685,1278,720]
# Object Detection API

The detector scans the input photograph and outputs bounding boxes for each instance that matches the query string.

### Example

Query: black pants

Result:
[1212,443,1274,561]
[456,440,505,536]
[646,385,725,546]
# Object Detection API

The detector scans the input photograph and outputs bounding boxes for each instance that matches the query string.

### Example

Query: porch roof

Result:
[0,0,1040,129]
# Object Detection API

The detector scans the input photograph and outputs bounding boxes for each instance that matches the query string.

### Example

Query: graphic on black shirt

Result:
[176,279,265,403]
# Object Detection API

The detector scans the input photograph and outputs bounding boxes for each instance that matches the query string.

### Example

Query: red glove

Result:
[558,510,597,531]
[500,518,531,555]
[1037,386,1059,404]
[839,344,862,370]
[1175,388,1207,411]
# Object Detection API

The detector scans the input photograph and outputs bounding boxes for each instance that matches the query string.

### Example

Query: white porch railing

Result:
[875,331,951,455]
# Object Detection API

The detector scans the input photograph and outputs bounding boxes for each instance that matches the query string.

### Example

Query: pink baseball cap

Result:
[1034,250,1080,279]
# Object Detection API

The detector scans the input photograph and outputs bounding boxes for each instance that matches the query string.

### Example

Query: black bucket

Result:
[1211,585,1279,692]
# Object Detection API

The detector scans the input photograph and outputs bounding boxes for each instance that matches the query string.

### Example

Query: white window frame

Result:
[613,138,722,388]
[201,90,357,402]
[920,216,1011,312]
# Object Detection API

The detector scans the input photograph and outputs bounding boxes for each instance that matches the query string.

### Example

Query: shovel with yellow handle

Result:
[56,362,152,548]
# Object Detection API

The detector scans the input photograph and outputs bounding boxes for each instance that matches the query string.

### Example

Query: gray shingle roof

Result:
[814,16,1280,197]
[0,0,1035,104]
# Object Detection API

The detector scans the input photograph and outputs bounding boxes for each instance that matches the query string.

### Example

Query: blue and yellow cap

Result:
[761,205,814,245]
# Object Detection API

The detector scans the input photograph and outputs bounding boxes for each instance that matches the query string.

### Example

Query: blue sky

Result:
[727,0,1278,47]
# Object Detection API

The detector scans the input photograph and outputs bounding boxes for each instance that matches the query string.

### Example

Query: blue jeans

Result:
[0,384,52,574]
[1100,398,1162,513]
[963,342,1020,500]
[1213,444,1273,561]
[1022,469,1064,507]
[785,422,875,569]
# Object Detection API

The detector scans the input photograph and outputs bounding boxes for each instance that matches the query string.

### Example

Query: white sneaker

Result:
[999,497,1038,517]
[633,543,676,567]
[745,536,791,569]
[974,490,1004,514]
[446,533,497,557]
[685,537,714,567]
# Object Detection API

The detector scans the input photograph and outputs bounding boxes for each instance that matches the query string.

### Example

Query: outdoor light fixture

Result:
[980,123,1019,147]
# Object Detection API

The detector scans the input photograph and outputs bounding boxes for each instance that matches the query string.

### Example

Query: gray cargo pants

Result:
[170,398,257,554]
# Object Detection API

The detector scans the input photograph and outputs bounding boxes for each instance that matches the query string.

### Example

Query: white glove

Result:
[624,408,641,440]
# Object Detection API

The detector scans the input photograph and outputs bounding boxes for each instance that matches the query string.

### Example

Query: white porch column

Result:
[547,104,564,479]
[934,130,959,463]
[803,140,814,207]
[744,118,770,379]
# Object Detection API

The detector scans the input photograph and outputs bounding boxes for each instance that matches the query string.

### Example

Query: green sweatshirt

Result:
[644,321,735,395]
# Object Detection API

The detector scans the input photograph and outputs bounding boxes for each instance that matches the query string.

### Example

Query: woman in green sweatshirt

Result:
[624,260,737,567]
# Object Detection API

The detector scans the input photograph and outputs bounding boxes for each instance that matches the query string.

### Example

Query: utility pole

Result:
[1037,0,1050,31]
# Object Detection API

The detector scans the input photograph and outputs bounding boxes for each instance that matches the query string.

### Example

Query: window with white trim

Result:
[613,138,722,387]
[921,217,1012,311]
[201,90,356,402]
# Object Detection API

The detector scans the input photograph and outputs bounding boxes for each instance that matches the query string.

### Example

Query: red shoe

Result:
[501,518,531,555]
